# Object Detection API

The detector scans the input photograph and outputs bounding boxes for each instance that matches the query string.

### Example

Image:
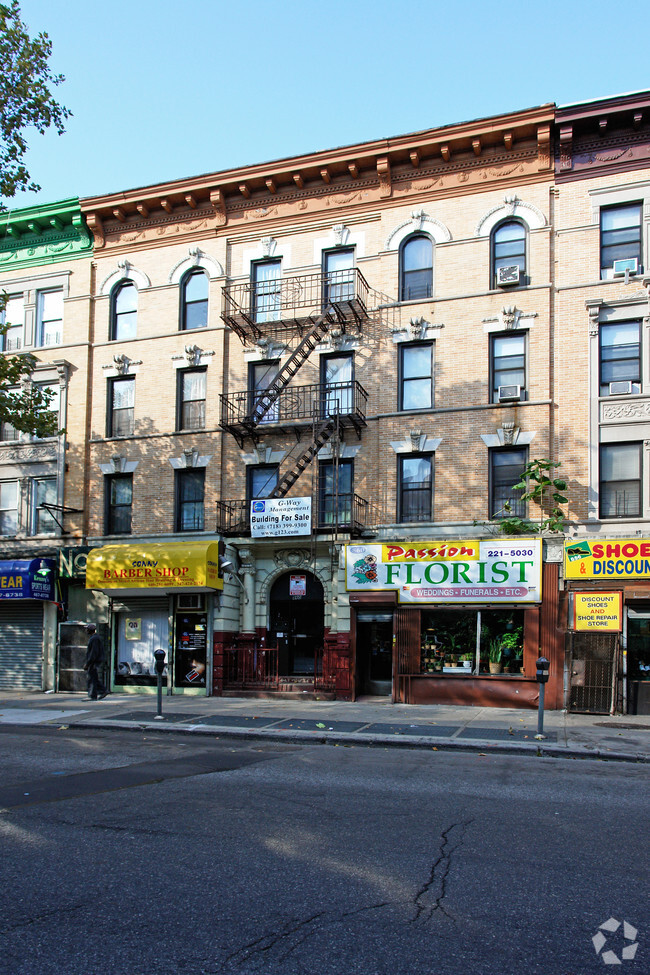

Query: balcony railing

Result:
[216,493,377,537]
[222,268,370,341]
[220,380,368,438]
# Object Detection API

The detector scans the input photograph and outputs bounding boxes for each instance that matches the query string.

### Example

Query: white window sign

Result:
[250,497,312,538]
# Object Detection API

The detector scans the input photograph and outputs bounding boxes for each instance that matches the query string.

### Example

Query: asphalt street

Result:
[0,725,647,975]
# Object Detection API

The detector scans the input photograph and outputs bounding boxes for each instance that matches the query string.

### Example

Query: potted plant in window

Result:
[488,639,503,675]
[500,627,523,672]
[460,653,473,671]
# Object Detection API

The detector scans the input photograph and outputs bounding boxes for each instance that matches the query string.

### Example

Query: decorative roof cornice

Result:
[0,198,92,271]
[80,104,555,252]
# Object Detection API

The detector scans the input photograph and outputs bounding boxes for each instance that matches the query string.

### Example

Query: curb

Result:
[61,717,650,764]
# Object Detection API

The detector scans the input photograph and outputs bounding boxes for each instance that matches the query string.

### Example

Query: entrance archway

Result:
[269,571,324,676]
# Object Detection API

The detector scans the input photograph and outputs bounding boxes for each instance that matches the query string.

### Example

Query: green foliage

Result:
[478,458,567,535]
[0,324,58,436]
[488,639,503,663]
[0,0,70,201]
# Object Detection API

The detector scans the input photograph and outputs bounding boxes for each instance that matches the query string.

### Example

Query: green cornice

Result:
[0,198,93,271]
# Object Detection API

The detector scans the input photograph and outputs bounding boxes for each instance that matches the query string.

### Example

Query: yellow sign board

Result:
[573,592,622,631]
[565,538,650,580]
[86,542,223,592]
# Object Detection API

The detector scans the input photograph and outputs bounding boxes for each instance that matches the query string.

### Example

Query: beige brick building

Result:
[75,103,569,708]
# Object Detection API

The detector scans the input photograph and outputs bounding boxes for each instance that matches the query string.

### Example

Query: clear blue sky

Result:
[7,0,650,208]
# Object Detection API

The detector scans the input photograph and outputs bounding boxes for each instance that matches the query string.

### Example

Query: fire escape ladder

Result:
[250,307,333,426]
[269,418,336,499]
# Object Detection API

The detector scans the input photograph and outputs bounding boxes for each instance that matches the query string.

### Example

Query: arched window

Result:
[491,221,526,288]
[180,268,209,330]
[110,281,138,341]
[399,235,433,301]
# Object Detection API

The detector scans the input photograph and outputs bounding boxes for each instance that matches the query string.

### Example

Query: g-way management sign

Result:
[251,497,311,538]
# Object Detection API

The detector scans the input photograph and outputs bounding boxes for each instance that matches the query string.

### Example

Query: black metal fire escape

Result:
[220,269,371,497]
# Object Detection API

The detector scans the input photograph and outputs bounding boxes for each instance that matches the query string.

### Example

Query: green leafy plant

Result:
[477,458,568,535]
[488,639,503,663]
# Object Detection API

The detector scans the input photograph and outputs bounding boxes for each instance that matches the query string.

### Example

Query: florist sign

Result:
[345,540,542,604]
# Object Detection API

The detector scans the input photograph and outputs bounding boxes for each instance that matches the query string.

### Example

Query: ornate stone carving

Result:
[411,208,426,231]
[273,548,310,569]
[410,429,423,451]
[501,306,519,330]
[184,344,203,367]
[409,316,427,340]
[332,224,350,246]
[261,236,276,257]
[501,422,516,445]
[377,157,391,197]
[603,401,650,421]
[113,353,131,375]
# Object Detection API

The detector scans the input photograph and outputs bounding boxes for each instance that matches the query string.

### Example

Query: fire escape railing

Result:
[222,268,370,342]
[220,380,368,434]
[216,493,380,537]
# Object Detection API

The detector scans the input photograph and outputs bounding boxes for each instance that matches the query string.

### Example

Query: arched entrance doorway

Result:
[269,571,324,677]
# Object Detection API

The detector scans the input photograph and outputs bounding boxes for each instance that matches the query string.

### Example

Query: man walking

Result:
[84,624,108,700]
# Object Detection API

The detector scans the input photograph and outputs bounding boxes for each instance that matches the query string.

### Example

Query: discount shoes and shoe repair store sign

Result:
[345,540,542,603]
[563,538,650,632]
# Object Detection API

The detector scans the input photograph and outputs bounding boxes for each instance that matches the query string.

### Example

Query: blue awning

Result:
[0,559,56,601]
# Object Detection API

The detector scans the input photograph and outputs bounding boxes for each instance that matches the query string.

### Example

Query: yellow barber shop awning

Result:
[86,542,223,595]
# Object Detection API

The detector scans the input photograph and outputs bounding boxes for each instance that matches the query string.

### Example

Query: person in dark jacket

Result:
[84,624,108,700]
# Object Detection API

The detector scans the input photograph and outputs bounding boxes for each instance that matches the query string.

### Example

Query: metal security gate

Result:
[0,602,44,691]
[569,632,620,714]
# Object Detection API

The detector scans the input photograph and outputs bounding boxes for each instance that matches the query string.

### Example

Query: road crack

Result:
[410,819,473,923]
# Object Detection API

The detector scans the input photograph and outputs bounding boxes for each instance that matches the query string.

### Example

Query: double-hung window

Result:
[0,481,18,535]
[1,295,24,351]
[491,333,526,402]
[490,448,527,519]
[32,478,57,534]
[600,203,642,278]
[252,260,281,323]
[37,290,63,347]
[108,377,135,438]
[247,465,279,500]
[599,321,641,395]
[318,460,353,526]
[492,221,526,287]
[400,235,433,301]
[249,360,280,423]
[399,343,433,411]
[322,353,354,416]
[323,248,355,305]
[105,474,132,535]
[398,455,433,523]
[176,469,205,532]
[600,443,642,518]
[180,269,208,330]
[110,281,138,341]
[177,369,206,431]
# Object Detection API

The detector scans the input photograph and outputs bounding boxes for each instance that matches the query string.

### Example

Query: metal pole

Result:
[156,672,163,719]
[537,682,546,738]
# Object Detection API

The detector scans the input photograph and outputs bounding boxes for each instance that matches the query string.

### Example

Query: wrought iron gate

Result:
[568,632,621,714]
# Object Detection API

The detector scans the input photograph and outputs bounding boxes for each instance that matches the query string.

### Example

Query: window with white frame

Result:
[36,290,63,347]
[108,377,135,438]
[599,320,641,396]
[177,368,206,431]
[0,481,18,535]
[32,478,57,534]
[1,295,24,351]
[600,442,642,519]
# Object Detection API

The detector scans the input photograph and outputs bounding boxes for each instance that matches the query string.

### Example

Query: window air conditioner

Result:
[497,384,522,402]
[176,593,205,610]
[609,381,634,395]
[496,265,520,286]
[612,257,638,277]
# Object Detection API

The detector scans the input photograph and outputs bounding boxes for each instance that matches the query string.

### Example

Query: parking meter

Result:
[153,649,166,718]
[535,656,550,738]
[536,656,550,683]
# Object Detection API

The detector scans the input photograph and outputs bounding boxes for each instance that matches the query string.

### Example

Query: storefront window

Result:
[420,609,524,675]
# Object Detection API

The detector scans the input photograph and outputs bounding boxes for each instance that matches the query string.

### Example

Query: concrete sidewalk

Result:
[1,690,649,762]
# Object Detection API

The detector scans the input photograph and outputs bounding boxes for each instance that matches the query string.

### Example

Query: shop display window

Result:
[420,609,524,676]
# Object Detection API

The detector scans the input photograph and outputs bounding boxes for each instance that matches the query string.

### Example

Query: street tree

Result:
[0,0,70,436]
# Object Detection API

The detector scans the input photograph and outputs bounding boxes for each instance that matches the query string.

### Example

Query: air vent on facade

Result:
[496,265,520,286]
[612,257,638,277]
[176,593,205,610]
[609,381,634,395]
[497,384,522,402]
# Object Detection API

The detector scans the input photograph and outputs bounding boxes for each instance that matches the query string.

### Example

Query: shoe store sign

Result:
[565,538,650,579]
[345,540,542,604]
